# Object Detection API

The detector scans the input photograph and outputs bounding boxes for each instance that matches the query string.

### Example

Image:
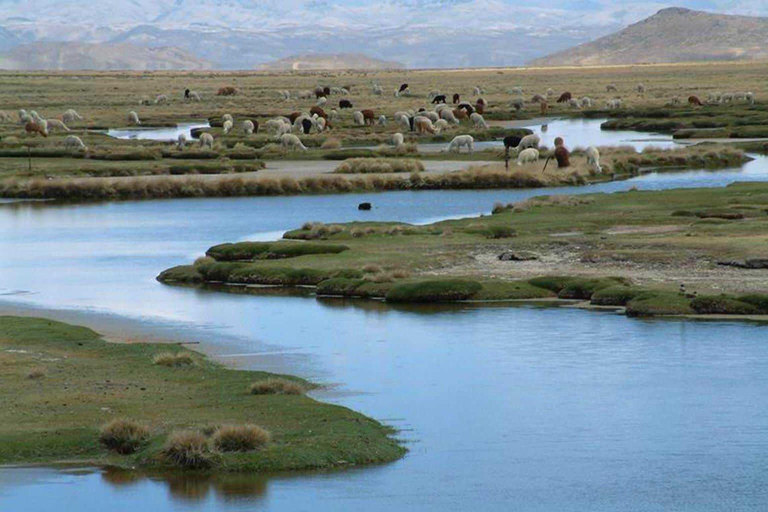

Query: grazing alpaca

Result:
[353,111,365,126]
[431,94,447,104]
[62,109,82,124]
[216,86,238,96]
[288,112,302,123]
[557,92,572,103]
[25,121,47,137]
[503,135,522,149]
[414,116,436,134]
[46,119,70,132]
[281,133,308,151]
[440,109,460,125]
[310,106,327,119]
[392,132,404,147]
[445,135,474,153]
[127,111,141,126]
[517,148,539,165]
[339,99,353,109]
[688,95,704,106]
[452,93,460,104]
[586,146,601,174]
[199,133,214,149]
[242,120,255,135]
[301,118,314,134]
[223,120,233,134]
[530,94,546,103]
[516,134,540,151]
[470,112,488,130]
[64,135,87,151]
[457,102,475,115]
[553,137,570,168]
[377,115,387,126]
[361,109,375,126]
[606,84,618,92]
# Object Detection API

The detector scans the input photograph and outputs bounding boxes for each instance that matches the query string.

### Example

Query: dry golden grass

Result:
[162,430,215,469]
[211,425,270,453]
[249,378,306,396]
[152,351,195,367]
[99,418,151,455]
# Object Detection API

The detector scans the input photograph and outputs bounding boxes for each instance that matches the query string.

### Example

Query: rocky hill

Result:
[0,42,212,70]
[256,53,404,71]
[530,8,768,67]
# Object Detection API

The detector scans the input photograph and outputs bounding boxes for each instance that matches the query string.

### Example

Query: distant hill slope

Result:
[257,53,404,71]
[530,7,768,67]
[0,42,212,70]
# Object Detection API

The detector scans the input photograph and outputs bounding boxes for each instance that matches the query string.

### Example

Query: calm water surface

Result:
[2,120,768,511]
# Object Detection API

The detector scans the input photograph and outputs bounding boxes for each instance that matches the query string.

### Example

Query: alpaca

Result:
[445,135,474,153]
[281,133,308,151]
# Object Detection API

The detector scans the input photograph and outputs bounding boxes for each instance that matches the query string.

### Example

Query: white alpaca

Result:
[188,91,202,101]
[510,86,523,95]
[396,113,411,131]
[424,111,439,123]
[606,98,622,109]
[18,109,31,124]
[746,92,755,105]
[298,90,313,100]
[606,84,618,92]
[637,83,646,94]
[470,112,488,130]
[546,88,555,97]
[199,133,214,149]
[517,148,539,165]
[434,119,450,133]
[62,109,82,124]
[223,120,233,135]
[586,146,601,174]
[64,135,87,151]
[128,111,141,125]
[316,96,327,107]
[352,111,365,126]
[579,97,593,108]
[315,116,327,132]
[516,134,540,151]
[329,109,340,123]
[377,115,387,126]
[372,84,384,95]
[440,108,459,125]
[242,120,255,135]
[392,132,404,147]
[222,114,233,125]
[445,135,474,153]
[177,133,187,150]
[281,133,307,151]
[280,90,291,100]
[0,110,10,123]
[155,94,168,104]
[339,88,349,96]
[46,119,70,132]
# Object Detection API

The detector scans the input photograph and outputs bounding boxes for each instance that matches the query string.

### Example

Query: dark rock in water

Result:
[717,258,768,269]
[498,250,538,261]
[358,202,372,211]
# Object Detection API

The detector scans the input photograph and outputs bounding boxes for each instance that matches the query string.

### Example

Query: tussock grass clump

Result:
[486,225,517,239]
[212,425,270,453]
[321,138,342,150]
[162,431,215,469]
[386,280,482,303]
[250,378,306,396]
[690,296,758,315]
[99,418,151,455]
[590,285,648,306]
[153,352,195,367]
[363,264,382,274]
[625,292,695,317]
[334,158,424,174]
[27,368,46,379]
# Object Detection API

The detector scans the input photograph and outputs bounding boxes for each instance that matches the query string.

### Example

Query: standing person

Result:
[554,137,570,168]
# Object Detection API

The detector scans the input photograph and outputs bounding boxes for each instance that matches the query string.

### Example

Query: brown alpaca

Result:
[688,95,704,106]
[556,92,572,103]
[554,137,570,168]
[540,101,548,115]
[453,108,468,121]
[361,109,375,125]
[414,117,436,134]
[288,112,302,123]
[452,93,460,104]
[216,86,238,96]
[310,106,327,119]
[25,121,47,137]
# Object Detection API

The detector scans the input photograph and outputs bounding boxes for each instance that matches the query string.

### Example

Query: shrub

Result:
[27,368,46,379]
[362,264,382,274]
[206,242,349,261]
[334,158,424,174]
[590,286,647,306]
[386,280,483,303]
[162,431,214,469]
[737,294,768,313]
[321,138,342,150]
[99,419,150,454]
[212,425,270,452]
[153,352,195,367]
[690,296,758,315]
[486,225,517,239]
[250,378,305,395]
[316,278,366,296]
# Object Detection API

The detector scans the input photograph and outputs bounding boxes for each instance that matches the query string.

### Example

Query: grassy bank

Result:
[0,145,749,201]
[158,181,768,318]
[0,316,404,471]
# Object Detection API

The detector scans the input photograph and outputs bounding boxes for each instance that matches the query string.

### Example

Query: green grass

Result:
[0,316,404,471]
[386,280,483,303]
[206,242,349,261]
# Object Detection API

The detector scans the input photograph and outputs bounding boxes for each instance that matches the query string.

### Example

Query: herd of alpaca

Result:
[5,79,753,171]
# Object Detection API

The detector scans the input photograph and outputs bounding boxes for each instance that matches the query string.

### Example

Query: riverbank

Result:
[0,316,404,471]
[0,145,749,201]
[157,181,768,318]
